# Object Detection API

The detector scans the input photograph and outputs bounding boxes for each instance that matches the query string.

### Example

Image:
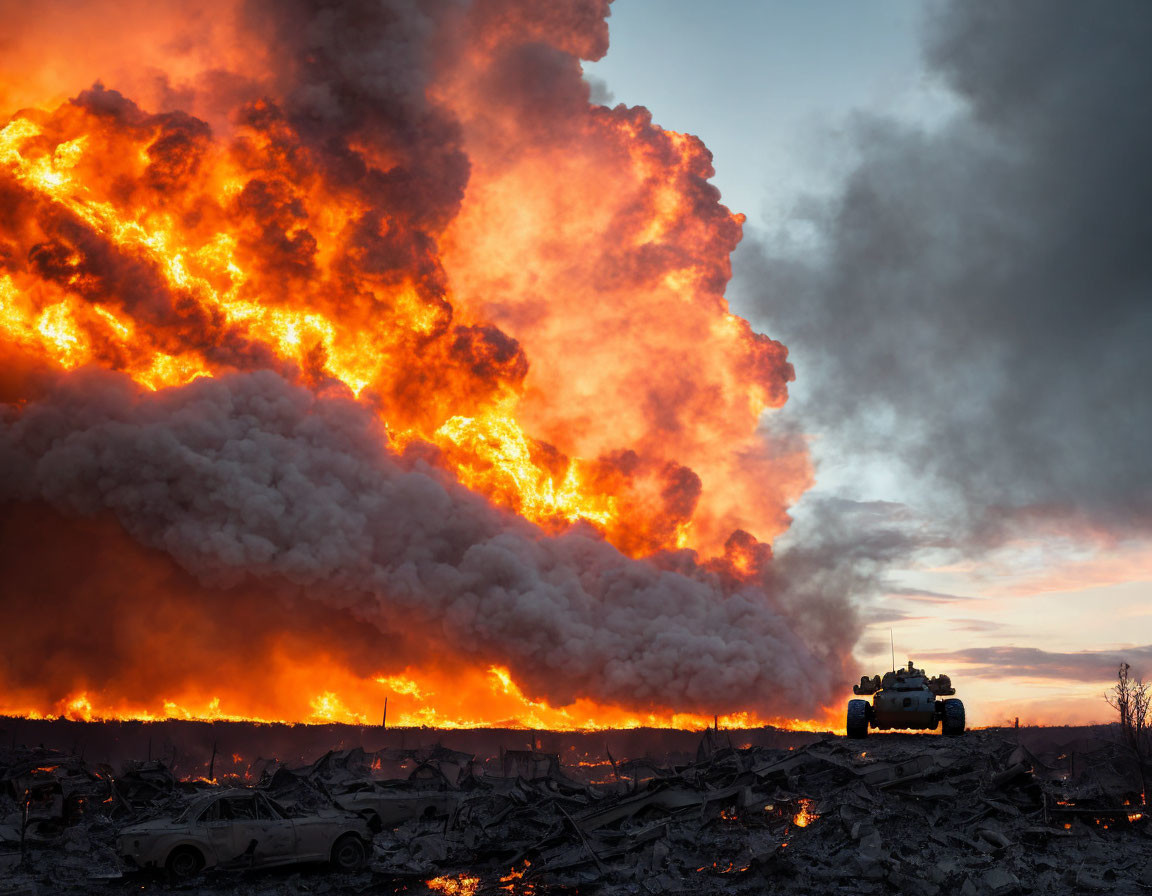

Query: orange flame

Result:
[1,670,829,732]
[499,860,531,888]
[792,798,818,828]
[427,876,480,896]
[0,105,784,551]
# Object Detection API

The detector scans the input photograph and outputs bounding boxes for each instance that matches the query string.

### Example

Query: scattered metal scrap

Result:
[1,728,1150,894]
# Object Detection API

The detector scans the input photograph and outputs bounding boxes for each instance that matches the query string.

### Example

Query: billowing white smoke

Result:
[0,369,840,716]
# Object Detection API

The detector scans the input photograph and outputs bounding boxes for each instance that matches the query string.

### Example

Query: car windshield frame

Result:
[170,791,293,824]
[258,793,291,819]
[175,796,216,823]
[256,792,287,819]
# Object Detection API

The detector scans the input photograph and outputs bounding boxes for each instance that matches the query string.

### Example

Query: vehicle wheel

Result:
[942,698,965,736]
[331,833,367,872]
[846,699,869,739]
[165,846,205,882]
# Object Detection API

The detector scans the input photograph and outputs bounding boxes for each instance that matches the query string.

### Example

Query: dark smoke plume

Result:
[740,0,1152,538]
[0,369,853,716]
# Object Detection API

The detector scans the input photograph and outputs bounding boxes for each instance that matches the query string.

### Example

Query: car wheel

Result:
[165,846,205,882]
[331,833,367,872]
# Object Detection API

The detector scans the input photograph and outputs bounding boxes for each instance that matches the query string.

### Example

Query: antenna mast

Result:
[890,629,895,673]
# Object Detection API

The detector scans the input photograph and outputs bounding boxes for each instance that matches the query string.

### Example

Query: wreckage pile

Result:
[2,726,1150,894]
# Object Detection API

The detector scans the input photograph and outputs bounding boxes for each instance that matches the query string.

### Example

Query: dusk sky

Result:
[591,0,1152,725]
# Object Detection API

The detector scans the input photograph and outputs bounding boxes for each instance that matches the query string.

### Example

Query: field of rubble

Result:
[2,720,1149,895]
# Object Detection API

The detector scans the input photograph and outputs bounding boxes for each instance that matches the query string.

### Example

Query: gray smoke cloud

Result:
[922,646,1152,684]
[0,369,854,716]
[738,0,1152,538]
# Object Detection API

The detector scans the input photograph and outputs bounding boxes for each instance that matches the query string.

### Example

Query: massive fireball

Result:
[0,0,850,729]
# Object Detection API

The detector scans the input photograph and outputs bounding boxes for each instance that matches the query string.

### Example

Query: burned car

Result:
[335,784,464,831]
[116,788,371,880]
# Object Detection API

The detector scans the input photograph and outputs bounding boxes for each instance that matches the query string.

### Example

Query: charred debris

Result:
[1,725,1150,895]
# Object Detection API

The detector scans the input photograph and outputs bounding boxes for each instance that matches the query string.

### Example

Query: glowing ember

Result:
[499,860,531,888]
[792,798,818,828]
[427,875,480,896]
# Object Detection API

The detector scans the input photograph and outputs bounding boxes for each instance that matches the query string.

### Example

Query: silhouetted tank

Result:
[846,661,964,738]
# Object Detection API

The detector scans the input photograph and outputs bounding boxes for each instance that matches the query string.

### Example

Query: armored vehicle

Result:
[846,661,964,738]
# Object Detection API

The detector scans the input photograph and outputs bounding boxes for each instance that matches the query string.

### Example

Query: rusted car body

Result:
[116,788,371,879]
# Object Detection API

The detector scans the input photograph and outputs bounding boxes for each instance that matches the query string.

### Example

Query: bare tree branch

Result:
[1105,662,1151,802]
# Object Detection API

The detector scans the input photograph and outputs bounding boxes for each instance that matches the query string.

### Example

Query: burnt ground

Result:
[2,720,1150,895]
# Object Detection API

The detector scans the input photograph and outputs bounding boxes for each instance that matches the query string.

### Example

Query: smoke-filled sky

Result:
[591,0,1152,724]
[1,0,1148,729]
